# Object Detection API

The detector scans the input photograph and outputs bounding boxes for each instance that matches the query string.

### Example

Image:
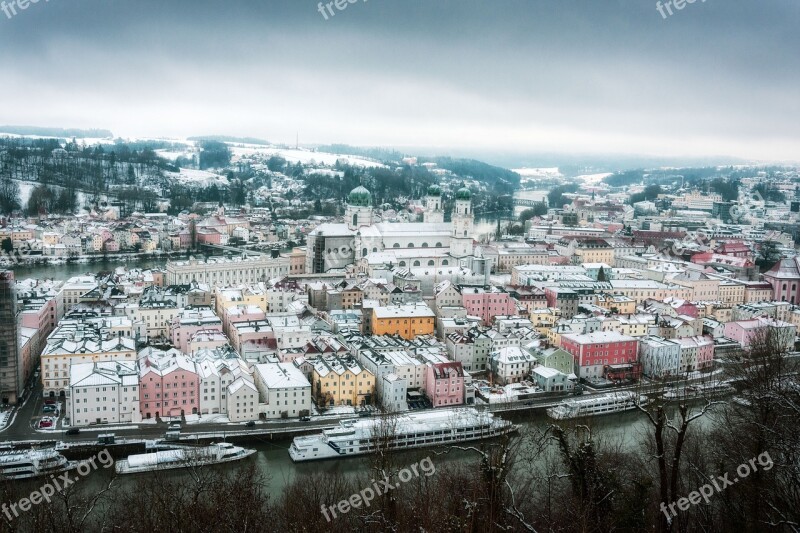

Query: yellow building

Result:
[529,308,560,335]
[596,293,636,315]
[371,304,435,340]
[717,281,746,305]
[214,286,268,316]
[312,356,375,407]
[41,329,136,397]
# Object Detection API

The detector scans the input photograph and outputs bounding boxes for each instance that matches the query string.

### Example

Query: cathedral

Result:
[305,184,477,274]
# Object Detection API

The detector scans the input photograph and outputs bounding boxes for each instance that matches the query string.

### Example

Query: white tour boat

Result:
[0,448,80,480]
[546,391,647,420]
[289,408,517,462]
[115,442,256,474]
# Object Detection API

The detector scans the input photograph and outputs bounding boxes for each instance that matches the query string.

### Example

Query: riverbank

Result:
[7,252,185,280]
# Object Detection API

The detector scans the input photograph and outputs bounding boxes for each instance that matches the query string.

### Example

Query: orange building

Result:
[371,304,435,340]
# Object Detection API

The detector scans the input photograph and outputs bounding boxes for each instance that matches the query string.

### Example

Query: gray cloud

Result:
[0,0,798,162]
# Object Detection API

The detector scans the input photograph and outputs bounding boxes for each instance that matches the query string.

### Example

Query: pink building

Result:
[179,229,192,249]
[197,228,222,245]
[763,257,800,304]
[222,304,266,335]
[673,336,715,372]
[170,307,223,353]
[425,362,465,407]
[461,288,518,325]
[561,330,640,380]
[229,320,273,353]
[723,318,796,351]
[138,349,200,419]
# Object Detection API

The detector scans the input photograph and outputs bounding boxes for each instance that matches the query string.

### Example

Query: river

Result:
[9,256,171,281]
[74,407,701,500]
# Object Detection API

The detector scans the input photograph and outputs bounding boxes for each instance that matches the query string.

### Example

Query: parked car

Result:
[44,399,57,406]
[168,422,181,431]
[65,428,80,436]
[42,405,56,413]
[244,421,256,427]
[299,416,311,422]
[38,419,53,428]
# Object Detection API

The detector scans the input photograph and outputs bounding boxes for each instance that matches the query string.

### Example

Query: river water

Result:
[72,408,687,500]
[10,257,168,281]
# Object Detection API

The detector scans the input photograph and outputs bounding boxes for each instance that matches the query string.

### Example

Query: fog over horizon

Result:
[1,0,798,165]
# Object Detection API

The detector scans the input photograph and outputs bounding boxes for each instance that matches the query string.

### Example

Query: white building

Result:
[489,346,538,385]
[195,348,255,419]
[226,378,259,422]
[638,336,682,377]
[253,362,311,419]
[67,361,140,427]
[531,366,574,392]
[306,185,474,273]
[165,255,290,286]
[381,373,408,412]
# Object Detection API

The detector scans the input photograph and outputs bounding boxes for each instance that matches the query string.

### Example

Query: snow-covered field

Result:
[513,167,562,178]
[231,144,386,168]
[574,172,613,184]
[166,168,229,187]
[155,148,195,161]
[16,179,92,209]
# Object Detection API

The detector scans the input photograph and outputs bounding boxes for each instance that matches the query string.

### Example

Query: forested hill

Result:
[0,137,177,214]
[0,126,114,138]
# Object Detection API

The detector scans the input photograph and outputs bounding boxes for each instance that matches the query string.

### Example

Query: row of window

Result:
[143,400,194,408]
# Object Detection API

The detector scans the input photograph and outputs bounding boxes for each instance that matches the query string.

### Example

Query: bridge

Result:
[197,243,272,256]
[514,198,548,208]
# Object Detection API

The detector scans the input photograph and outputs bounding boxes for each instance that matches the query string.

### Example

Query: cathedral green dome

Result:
[348,186,372,207]
[427,184,442,196]
[456,187,472,201]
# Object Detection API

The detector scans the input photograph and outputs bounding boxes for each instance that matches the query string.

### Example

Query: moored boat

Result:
[115,442,256,474]
[0,448,80,481]
[546,391,647,420]
[663,382,735,400]
[289,408,517,462]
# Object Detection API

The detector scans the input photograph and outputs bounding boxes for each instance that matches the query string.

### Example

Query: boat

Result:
[115,442,256,474]
[289,408,517,462]
[663,382,735,400]
[546,391,647,420]
[0,448,80,481]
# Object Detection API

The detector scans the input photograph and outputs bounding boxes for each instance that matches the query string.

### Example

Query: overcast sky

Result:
[1,0,798,163]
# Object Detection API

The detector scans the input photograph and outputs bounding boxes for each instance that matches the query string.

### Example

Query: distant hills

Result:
[187,135,271,146]
[0,125,113,138]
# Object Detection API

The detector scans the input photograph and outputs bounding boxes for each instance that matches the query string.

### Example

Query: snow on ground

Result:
[231,145,386,168]
[15,179,92,210]
[166,168,229,187]
[321,406,357,416]
[513,167,562,178]
[187,414,230,425]
[0,410,10,428]
[574,172,613,185]
[155,148,195,161]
